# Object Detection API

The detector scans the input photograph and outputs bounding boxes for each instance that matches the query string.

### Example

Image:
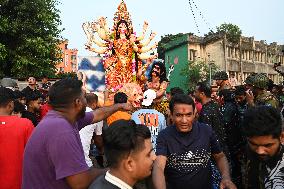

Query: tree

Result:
[0,0,62,78]
[181,60,219,90]
[216,23,242,44]
[158,33,192,60]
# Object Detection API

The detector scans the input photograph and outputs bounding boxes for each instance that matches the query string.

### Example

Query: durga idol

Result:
[82,0,158,92]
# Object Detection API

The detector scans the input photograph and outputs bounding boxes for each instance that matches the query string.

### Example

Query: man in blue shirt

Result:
[132,89,167,150]
[152,94,236,189]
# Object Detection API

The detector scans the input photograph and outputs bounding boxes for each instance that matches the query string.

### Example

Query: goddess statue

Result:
[82,0,157,92]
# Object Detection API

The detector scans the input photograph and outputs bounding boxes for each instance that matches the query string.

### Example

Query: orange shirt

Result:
[107,111,131,126]
[0,116,34,189]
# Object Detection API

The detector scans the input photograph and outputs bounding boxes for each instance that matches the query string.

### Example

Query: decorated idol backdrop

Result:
[78,0,170,111]
[77,56,106,92]
[77,56,163,92]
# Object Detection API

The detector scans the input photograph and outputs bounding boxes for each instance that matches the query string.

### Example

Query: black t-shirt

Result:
[22,86,42,98]
[156,122,222,189]
[21,111,38,126]
[198,100,228,152]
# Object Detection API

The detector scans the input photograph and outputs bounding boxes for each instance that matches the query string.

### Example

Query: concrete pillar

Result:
[224,34,228,72]
[239,37,243,83]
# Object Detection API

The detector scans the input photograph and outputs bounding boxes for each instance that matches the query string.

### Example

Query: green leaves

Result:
[216,23,242,44]
[0,0,62,78]
[181,60,219,90]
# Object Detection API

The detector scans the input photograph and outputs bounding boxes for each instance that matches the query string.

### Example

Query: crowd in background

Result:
[0,70,283,189]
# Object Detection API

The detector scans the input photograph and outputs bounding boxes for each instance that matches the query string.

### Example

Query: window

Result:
[189,49,196,61]
[235,49,239,59]
[64,53,69,67]
[72,63,77,72]
[255,52,259,61]
[71,55,76,60]
[59,67,64,72]
[65,44,68,50]
[71,55,76,63]
[227,47,231,57]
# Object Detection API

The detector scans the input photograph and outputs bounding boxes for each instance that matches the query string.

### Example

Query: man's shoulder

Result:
[256,92,279,107]
[89,175,119,189]
[257,91,273,99]
[2,116,34,128]
[194,122,213,135]
[38,111,73,132]
[202,101,217,110]
[17,117,34,127]
[22,86,30,91]
[195,121,211,129]
[133,108,151,114]
[111,110,130,117]
[159,125,175,136]
[43,111,66,121]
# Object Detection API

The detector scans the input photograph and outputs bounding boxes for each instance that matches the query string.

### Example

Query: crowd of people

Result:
[0,70,284,189]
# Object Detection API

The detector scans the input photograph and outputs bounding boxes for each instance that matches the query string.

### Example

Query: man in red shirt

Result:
[0,87,34,189]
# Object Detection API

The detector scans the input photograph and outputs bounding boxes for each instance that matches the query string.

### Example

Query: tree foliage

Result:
[158,33,192,60]
[181,60,219,90]
[0,0,62,78]
[216,23,242,44]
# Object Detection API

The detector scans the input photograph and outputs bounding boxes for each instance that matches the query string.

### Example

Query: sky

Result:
[57,0,284,56]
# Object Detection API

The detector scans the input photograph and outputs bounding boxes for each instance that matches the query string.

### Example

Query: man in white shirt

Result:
[79,93,103,167]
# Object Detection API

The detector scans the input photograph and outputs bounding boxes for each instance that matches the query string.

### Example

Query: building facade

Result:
[164,33,284,91]
[56,40,78,73]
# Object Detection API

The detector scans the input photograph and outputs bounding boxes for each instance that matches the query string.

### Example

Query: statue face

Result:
[154,65,160,73]
[118,83,142,108]
[128,88,143,108]
[151,65,161,77]
[118,22,128,34]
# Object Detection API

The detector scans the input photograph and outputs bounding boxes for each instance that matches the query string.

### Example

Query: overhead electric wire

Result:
[191,0,213,32]
[188,0,201,34]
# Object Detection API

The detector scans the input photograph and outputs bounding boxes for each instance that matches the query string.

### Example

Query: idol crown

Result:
[113,0,133,33]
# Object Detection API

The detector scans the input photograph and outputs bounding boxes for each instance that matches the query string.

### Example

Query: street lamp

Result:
[207,53,215,86]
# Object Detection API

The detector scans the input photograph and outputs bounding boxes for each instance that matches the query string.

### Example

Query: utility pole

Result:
[208,53,215,86]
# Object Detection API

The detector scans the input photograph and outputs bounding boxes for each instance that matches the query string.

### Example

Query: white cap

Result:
[142,89,156,106]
